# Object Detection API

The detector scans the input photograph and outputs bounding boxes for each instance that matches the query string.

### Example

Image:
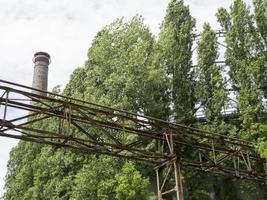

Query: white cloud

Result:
[0,0,253,196]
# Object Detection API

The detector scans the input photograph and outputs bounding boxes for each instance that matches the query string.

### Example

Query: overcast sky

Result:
[0,0,252,196]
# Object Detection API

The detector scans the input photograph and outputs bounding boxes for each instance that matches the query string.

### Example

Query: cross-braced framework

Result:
[0,79,266,199]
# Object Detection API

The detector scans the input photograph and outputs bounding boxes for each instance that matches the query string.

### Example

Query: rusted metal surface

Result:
[155,132,184,199]
[0,79,266,199]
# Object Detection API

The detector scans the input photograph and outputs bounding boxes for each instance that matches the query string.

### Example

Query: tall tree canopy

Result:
[196,23,227,122]
[217,0,267,149]
[155,0,196,124]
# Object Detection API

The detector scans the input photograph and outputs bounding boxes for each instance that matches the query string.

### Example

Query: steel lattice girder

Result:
[0,79,266,181]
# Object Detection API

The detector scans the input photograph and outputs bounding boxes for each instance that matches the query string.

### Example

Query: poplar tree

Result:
[196,23,227,122]
[155,0,196,124]
[217,1,267,198]
[216,0,265,139]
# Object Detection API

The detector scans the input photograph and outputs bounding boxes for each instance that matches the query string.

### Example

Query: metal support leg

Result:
[155,157,184,200]
[156,168,163,200]
[174,161,184,200]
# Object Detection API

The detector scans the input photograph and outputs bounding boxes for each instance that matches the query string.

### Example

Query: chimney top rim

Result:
[34,52,50,59]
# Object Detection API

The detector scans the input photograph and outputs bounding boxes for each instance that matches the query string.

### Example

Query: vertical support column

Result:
[155,158,184,200]
[174,161,184,200]
[155,129,184,200]
[156,168,163,200]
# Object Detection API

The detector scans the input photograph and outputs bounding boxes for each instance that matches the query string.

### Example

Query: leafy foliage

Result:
[115,162,150,200]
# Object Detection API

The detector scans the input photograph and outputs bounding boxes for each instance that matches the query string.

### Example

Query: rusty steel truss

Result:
[0,79,266,199]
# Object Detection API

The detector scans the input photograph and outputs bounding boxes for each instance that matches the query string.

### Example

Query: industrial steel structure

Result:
[0,79,266,200]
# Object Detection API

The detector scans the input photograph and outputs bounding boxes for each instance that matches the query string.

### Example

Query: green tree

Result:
[216,1,267,198]
[69,15,162,197]
[155,0,196,123]
[216,0,265,140]
[196,23,227,122]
